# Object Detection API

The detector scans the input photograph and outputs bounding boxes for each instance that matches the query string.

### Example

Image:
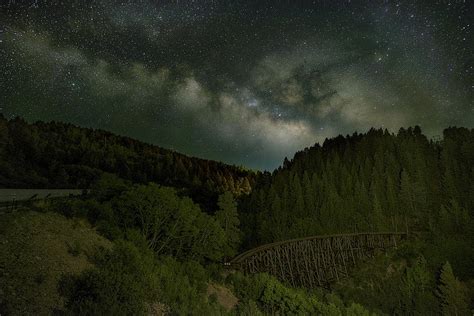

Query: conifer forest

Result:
[1,1,472,315]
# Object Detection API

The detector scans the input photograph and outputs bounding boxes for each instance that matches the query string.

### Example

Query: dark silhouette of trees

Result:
[0,115,256,209]
[240,126,474,247]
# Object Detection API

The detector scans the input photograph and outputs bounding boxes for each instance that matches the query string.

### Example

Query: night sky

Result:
[1,1,472,170]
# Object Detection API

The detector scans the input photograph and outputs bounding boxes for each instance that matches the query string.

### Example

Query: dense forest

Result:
[0,115,255,208]
[1,119,473,315]
[241,126,473,244]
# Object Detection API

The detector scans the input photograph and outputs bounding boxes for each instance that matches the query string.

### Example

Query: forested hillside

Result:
[0,115,256,208]
[236,127,474,314]
[240,126,474,245]
[1,118,473,314]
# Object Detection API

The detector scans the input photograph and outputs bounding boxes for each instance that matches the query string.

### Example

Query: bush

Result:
[59,241,159,315]
[233,299,263,316]
[153,256,225,315]
[59,238,228,315]
[227,272,374,315]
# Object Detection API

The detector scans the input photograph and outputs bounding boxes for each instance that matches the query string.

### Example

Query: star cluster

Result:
[1,0,472,170]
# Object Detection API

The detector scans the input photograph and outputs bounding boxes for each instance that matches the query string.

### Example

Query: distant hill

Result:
[0,115,256,208]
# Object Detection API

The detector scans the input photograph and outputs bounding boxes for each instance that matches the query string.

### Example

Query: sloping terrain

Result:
[0,211,111,315]
[0,116,255,199]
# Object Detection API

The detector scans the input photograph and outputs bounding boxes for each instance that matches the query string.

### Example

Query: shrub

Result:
[227,272,374,315]
[153,256,224,315]
[59,241,159,315]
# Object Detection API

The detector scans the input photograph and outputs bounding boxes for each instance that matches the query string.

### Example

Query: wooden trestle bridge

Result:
[227,232,407,288]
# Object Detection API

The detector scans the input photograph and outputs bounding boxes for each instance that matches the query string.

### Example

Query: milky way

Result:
[1,1,472,170]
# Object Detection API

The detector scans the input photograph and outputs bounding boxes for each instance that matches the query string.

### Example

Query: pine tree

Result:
[269,189,285,241]
[371,192,384,231]
[386,175,398,230]
[438,200,470,234]
[302,171,315,214]
[292,173,305,217]
[437,262,470,316]
[370,177,385,230]
[311,173,321,213]
[215,191,241,257]
[400,170,414,231]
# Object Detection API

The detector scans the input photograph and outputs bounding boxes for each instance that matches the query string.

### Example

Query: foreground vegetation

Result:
[0,119,473,315]
[0,211,111,314]
[2,177,471,315]
[1,180,380,315]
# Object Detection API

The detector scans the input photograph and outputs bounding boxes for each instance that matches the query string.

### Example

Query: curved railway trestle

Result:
[227,232,407,288]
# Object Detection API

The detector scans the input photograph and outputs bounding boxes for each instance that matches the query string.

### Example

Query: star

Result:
[0,0,471,170]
